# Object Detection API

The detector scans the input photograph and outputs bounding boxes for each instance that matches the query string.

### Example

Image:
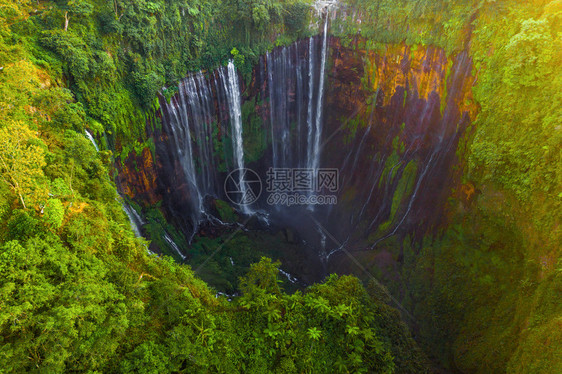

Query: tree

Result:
[0,0,31,36]
[0,121,47,209]
[43,198,65,229]
[63,0,93,31]
[239,257,282,296]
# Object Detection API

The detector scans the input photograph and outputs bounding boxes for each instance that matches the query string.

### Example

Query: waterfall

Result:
[220,61,253,214]
[121,202,144,238]
[84,130,99,151]
[154,9,340,252]
[164,232,186,260]
[83,129,150,240]
[160,74,218,238]
[306,36,316,171]
[268,41,306,169]
[295,43,306,167]
[185,73,216,194]
[178,80,204,217]
[157,61,258,241]
[310,14,329,174]
[140,7,475,269]
[221,62,245,174]
[266,15,331,173]
[153,9,334,231]
[279,268,299,284]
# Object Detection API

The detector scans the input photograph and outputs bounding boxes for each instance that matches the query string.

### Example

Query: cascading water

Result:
[266,15,330,172]
[84,130,148,240]
[158,59,256,239]
[165,79,204,229]
[219,61,253,214]
[152,7,337,256]
[164,232,186,260]
[145,4,474,267]
[185,73,216,194]
[315,46,475,258]
[84,130,99,152]
[310,13,329,175]
[306,36,316,170]
[121,202,145,238]
[267,47,291,169]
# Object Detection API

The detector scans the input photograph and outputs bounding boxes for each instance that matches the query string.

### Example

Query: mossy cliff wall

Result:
[116,37,475,253]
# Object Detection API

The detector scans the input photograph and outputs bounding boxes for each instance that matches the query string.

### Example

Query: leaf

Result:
[307,327,322,340]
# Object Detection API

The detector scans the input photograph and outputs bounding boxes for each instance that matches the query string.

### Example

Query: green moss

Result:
[215,199,237,223]
[378,151,400,188]
[373,160,417,236]
[391,161,417,218]
[343,117,362,145]
[441,62,452,114]
[241,99,268,164]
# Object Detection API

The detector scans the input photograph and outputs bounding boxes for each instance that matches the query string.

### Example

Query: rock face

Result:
[321,39,477,250]
[116,35,477,269]
[116,145,160,206]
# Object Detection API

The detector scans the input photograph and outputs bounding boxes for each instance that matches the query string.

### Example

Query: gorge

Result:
[117,22,476,299]
[0,0,560,372]
[119,35,475,263]
[112,8,481,369]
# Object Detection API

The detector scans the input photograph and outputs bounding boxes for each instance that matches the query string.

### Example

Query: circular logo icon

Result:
[224,168,262,206]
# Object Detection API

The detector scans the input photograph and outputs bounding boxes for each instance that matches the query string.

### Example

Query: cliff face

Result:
[321,38,476,255]
[115,37,477,255]
[115,112,206,237]
[116,145,160,206]
[114,32,483,372]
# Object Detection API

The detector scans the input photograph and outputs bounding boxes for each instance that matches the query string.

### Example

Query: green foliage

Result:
[469,1,561,203]
[214,199,237,223]
[2,0,560,373]
[231,259,423,373]
[43,198,65,228]
[2,0,312,161]
[334,1,561,371]
[284,1,311,36]
[241,99,268,163]
[337,0,479,53]
[5,210,40,241]
[240,257,282,296]
[230,47,245,69]
[0,121,48,210]
[120,341,170,374]
[0,230,425,372]
[0,235,130,372]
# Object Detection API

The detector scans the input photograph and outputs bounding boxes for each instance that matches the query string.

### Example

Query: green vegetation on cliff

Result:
[1,0,561,373]
[337,0,561,372]
[3,0,311,148]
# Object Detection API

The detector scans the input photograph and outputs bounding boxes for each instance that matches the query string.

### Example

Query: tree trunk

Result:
[18,193,26,210]
[64,11,69,31]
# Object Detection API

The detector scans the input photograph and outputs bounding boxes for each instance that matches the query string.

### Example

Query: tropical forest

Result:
[0,0,560,372]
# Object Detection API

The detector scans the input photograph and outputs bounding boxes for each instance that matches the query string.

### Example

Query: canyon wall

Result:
[115,35,477,269]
